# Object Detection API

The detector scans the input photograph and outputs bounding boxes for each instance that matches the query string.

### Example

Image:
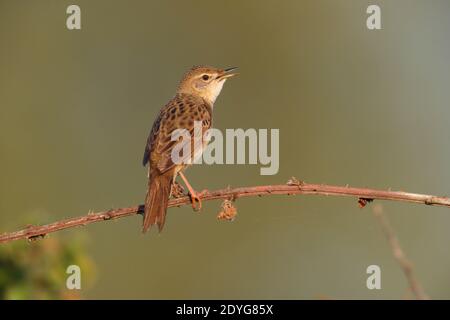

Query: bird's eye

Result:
[202,74,210,81]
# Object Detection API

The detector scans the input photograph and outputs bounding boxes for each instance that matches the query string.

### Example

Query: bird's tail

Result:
[142,174,172,233]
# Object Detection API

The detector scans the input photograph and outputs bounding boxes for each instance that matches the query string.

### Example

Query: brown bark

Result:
[1,179,449,244]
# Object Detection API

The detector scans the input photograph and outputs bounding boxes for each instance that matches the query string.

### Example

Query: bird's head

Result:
[177,66,237,105]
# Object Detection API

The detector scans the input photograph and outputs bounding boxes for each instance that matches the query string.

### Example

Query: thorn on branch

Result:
[27,234,46,242]
[217,200,237,221]
[103,211,114,220]
[358,198,374,208]
[424,197,440,206]
[287,176,304,188]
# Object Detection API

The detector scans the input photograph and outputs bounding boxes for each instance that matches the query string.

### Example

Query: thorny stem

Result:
[0,178,449,244]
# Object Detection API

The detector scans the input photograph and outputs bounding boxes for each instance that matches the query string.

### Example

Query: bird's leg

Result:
[178,172,202,211]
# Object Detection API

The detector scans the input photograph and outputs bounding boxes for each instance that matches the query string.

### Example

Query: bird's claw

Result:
[189,190,207,211]
[190,193,202,211]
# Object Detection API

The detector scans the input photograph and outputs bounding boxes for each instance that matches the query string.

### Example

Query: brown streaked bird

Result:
[142,66,237,233]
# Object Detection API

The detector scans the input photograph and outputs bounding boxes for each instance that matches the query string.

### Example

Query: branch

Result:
[1,178,449,244]
[372,204,430,300]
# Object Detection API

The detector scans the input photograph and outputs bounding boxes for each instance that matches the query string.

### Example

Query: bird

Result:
[142,66,237,233]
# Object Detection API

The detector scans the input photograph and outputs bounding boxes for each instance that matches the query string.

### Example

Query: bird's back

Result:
[143,93,213,175]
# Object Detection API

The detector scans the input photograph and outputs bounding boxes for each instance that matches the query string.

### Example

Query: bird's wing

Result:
[143,94,212,174]
[142,115,160,166]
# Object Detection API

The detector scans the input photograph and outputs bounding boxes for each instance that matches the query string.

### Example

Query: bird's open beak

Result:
[217,67,238,80]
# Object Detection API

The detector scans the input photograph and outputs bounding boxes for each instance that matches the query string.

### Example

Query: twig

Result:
[1,179,449,244]
[372,204,430,300]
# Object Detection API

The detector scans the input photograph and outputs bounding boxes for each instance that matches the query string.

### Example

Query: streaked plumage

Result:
[142,66,236,232]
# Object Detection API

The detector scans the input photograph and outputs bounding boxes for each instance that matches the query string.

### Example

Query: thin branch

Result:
[372,204,429,300]
[1,178,449,244]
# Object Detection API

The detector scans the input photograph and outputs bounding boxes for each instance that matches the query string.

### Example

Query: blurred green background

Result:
[0,235,95,299]
[1,0,450,299]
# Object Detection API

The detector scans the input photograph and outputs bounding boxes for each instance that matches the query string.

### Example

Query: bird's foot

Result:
[190,192,201,211]
[189,190,207,212]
